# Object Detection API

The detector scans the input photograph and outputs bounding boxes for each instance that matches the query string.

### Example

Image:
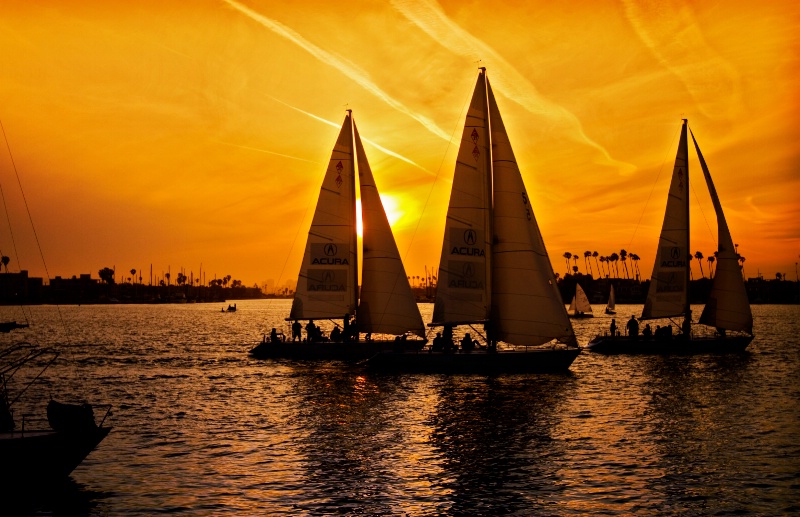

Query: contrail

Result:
[621,0,743,120]
[268,95,433,175]
[216,140,320,164]
[221,0,450,142]
[391,0,636,175]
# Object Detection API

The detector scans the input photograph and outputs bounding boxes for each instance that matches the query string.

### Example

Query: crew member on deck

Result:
[627,315,639,339]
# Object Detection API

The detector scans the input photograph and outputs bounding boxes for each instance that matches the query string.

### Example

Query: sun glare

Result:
[356,194,403,237]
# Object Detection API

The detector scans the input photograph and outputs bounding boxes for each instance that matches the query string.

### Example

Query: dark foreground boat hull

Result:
[364,347,581,374]
[0,426,111,488]
[249,339,427,361]
[586,334,753,355]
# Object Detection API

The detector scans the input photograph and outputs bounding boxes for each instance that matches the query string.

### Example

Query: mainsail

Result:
[432,68,576,347]
[568,284,592,315]
[642,119,690,320]
[431,72,492,325]
[691,131,753,334]
[355,122,426,337]
[290,113,358,320]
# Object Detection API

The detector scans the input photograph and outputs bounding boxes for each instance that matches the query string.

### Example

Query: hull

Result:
[0,426,111,487]
[364,347,580,374]
[249,338,427,361]
[568,313,594,319]
[586,334,753,355]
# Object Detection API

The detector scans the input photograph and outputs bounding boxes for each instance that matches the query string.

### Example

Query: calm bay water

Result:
[3,301,799,515]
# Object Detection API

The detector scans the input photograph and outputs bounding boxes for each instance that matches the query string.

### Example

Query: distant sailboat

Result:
[588,119,754,354]
[604,284,616,315]
[568,283,594,318]
[250,111,426,360]
[366,68,580,373]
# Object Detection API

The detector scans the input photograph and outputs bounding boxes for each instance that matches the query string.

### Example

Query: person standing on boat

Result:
[291,320,301,342]
[626,315,639,339]
[305,320,318,342]
[610,318,617,337]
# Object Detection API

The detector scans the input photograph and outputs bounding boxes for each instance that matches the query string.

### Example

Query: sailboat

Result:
[604,284,616,315]
[568,283,594,318]
[587,119,754,354]
[250,110,426,360]
[365,68,580,373]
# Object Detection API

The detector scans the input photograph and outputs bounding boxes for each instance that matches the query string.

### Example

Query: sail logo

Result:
[311,243,349,265]
[660,246,686,268]
[471,128,479,144]
[307,268,348,292]
[447,260,485,289]
[677,167,684,190]
[450,228,485,257]
[335,161,343,188]
[464,230,477,245]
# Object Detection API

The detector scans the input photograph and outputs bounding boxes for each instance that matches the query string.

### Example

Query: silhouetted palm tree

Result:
[599,256,607,278]
[630,253,641,280]
[130,269,136,284]
[584,251,593,277]
[592,251,600,277]
[619,249,629,279]
[609,253,620,278]
[572,254,580,274]
[563,252,572,276]
[694,251,705,278]
[1,255,9,272]
[707,255,716,278]
[738,255,746,279]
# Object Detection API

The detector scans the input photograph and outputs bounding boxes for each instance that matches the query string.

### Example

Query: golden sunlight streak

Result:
[356,194,403,237]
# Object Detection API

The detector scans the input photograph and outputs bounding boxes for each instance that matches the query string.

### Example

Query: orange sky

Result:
[0,0,798,287]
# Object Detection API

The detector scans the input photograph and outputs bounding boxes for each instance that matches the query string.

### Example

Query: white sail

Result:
[691,131,753,334]
[290,113,358,320]
[355,122,426,337]
[642,119,690,320]
[568,284,592,315]
[488,80,575,346]
[431,72,492,325]
[606,284,616,311]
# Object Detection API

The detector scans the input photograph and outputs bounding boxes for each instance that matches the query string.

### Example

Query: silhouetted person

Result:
[460,333,476,351]
[610,318,617,337]
[642,324,652,338]
[306,319,318,342]
[291,320,301,342]
[431,332,444,352]
[627,315,639,339]
[330,325,342,342]
[343,314,351,341]
[270,327,284,343]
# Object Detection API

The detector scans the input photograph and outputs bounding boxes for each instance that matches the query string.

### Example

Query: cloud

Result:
[267,95,433,175]
[621,0,744,120]
[391,0,636,175]
[221,0,451,142]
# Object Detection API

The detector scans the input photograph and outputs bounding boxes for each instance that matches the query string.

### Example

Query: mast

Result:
[682,119,691,336]
[481,67,493,322]
[348,109,359,316]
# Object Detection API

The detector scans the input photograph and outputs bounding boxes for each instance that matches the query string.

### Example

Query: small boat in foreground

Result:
[365,68,579,373]
[0,344,111,489]
[587,119,753,355]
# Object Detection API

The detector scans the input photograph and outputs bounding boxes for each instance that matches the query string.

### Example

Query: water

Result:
[3,301,799,515]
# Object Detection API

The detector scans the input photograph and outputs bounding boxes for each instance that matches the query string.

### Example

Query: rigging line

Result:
[627,121,682,250]
[0,119,70,342]
[400,69,476,266]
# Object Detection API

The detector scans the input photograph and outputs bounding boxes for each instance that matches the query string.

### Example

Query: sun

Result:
[356,194,403,237]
